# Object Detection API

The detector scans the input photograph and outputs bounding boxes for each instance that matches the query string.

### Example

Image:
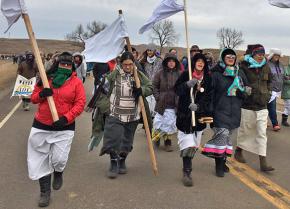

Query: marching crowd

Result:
[14,43,290,207]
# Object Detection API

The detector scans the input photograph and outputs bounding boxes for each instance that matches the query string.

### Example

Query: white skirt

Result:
[146,95,156,117]
[237,108,268,156]
[178,130,203,151]
[153,109,177,135]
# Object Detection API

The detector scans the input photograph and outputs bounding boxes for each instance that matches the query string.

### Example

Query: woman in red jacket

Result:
[27,52,86,207]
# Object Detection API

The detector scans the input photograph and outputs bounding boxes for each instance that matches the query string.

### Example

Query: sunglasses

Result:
[225,55,236,59]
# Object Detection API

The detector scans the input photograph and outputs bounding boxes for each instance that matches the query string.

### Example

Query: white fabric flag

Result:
[83,15,129,63]
[139,0,184,34]
[268,0,290,8]
[1,0,28,33]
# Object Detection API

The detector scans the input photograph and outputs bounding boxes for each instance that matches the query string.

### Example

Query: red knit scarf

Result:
[192,70,204,80]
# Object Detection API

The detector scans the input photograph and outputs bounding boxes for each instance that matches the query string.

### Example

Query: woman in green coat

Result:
[281,63,290,126]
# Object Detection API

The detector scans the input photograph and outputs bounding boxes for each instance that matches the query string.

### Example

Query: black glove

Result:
[133,87,142,99]
[39,88,53,98]
[52,116,68,129]
[236,89,246,99]
[82,77,86,83]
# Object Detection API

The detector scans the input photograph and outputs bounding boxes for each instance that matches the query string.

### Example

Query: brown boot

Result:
[259,156,275,172]
[234,147,246,163]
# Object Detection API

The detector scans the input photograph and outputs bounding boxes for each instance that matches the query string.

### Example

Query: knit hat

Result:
[190,45,202,53]
[220,48,236,63]
[147,43,157,51]
[268,48,282,60]
[251,44,265,56]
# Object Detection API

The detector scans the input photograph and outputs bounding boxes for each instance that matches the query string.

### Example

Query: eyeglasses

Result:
[225,55,236,59]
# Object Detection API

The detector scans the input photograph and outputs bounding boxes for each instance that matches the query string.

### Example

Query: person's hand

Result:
[39,88,53,98]
[52,116,68,128]
[244,86,252,96]
[188,103,199,111]
[133,87,142,99]
[186,78,198,88]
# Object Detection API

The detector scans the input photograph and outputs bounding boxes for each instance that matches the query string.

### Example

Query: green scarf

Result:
[223,66,245,96]
[50,68,72,88]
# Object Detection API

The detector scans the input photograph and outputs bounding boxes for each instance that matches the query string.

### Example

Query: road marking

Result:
[228,159,290,209]
[0,100,22,129]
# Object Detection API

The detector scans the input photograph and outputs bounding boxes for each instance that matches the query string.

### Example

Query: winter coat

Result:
[17,61,38,79]
[73,52,87,81]
[31,72,86,127]
[240,61,272,111]
[143,57,163,80]
[153,54,181,115]
[205,64,248,130]
[175,71,208,133]
[94,67,154,130]
[268,60,284,92]
[282,65,290,99]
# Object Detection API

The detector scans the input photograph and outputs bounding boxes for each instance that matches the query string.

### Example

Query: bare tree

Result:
[65,21,107,44]
[150,20,179,55]
[217,27,244,49]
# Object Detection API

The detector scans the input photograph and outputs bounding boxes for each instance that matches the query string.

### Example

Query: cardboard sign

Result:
[12,75,36,97]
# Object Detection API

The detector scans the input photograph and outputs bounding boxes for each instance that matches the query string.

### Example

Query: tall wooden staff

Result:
[119,10,158,176]
[183,0,195,126]
[22,14,59,121]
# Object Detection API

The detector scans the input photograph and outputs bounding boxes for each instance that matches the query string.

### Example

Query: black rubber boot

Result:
[224,157,230,173]
[282,114,290,127]
[259,156,275,172]
[215,158,225,177]
[38,175,51,207]
[107,152,119,179]
[52,171,63,190]
[164,139,173,152]
[182,157,193,187]
[119,153,127,174]
[234,147,246,163]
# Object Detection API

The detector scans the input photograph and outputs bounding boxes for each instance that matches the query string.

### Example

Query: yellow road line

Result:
[0,100,22,129]
[228,159,290,209]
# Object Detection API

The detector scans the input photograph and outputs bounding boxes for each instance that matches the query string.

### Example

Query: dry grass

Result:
[0,61,17,91]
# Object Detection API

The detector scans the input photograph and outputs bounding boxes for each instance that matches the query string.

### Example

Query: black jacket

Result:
[205,64,248,130]
[175,71,208,133]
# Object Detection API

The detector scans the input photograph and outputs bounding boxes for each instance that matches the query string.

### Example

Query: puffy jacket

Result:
[17,61,38,79]
[73,52,87,81]
[268,60,284,92]
[31,72,86,126]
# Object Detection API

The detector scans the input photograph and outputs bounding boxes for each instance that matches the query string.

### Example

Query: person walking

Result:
[281,60,290,127]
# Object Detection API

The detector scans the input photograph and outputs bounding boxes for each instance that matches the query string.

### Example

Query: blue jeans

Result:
[267,98,278,126]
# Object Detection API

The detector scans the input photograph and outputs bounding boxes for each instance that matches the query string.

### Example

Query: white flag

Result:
[139,0,184,34]
[83,15,129,63]
[268,0,290,7]
[1,0,28,33]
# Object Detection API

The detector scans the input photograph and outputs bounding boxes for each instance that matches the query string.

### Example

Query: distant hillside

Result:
[0,38,289,65]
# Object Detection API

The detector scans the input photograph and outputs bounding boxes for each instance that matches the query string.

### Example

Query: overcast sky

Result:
[1,0,290,54]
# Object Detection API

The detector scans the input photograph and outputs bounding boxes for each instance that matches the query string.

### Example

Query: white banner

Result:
[139,0,184,34]
[1,0,28,33]
[12,75,36,97]
[83,15,129,63]
[268,0,290,7]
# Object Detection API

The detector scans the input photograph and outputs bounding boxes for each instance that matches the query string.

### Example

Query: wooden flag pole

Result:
[119,10,158,176]
[183,0,196,126]
[22,14,59,121]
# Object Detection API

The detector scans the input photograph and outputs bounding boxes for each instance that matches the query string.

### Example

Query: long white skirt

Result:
[237,108,268,156]
[283,99,290,115]
[27,128,74,180]
[178,130,203,151]
[153,109,177,135]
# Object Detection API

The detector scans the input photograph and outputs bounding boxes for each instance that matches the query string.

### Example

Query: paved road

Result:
[0,77,290,209]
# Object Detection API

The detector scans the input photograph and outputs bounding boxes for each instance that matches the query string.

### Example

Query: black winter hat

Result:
[162,53,180,69]
[220,48,236,62]
[191,53,208,72]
